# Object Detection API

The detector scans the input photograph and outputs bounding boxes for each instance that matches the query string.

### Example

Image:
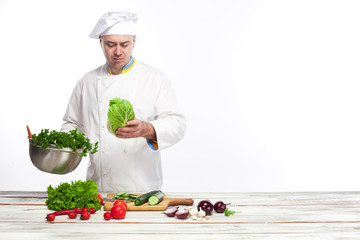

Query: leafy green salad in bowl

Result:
[29,129,98,174]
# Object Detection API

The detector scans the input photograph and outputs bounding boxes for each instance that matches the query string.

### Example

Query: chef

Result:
[61,12,186,193]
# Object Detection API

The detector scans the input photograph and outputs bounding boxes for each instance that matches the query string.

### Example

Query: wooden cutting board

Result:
[104,193,194,211]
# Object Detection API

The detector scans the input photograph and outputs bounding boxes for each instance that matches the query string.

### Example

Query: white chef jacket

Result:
[61,60,186,192]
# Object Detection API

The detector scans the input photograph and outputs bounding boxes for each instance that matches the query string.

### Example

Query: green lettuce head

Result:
[107,98,135,134]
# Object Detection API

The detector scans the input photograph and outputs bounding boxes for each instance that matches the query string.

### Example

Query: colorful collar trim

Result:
[105,57,136,75]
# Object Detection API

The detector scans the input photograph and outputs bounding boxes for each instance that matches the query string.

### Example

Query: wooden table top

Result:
[0,191,359,239]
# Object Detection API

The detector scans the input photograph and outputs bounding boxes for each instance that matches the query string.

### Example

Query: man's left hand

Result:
[115,118,157,141]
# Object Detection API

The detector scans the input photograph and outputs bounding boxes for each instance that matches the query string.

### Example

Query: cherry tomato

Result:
[81,208,89,214]
[46,213,55,221]
[68,212,77,219]
[74,208,82,214]
[111,205,126,219]
[81,211,90,220]
[103,212,112,220]
[88,208,96,214]
[113,200,127,210]
[97,193,103,205]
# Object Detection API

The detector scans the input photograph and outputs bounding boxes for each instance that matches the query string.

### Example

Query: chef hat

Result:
[89,12,138,38]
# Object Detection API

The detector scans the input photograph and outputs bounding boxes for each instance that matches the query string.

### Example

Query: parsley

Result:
[32,129,98,157]
[46,180,101,211]
[224,208,240,216]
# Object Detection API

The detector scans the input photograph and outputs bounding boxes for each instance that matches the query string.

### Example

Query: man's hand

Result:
[115,118,157,141]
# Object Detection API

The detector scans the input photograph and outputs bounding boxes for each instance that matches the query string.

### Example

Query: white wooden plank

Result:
[2,192,360,207]
[172,192,360,206]
[0,222,360,239]
[1,204,360,224]
[2,191,360,206]
[1,232,359,240]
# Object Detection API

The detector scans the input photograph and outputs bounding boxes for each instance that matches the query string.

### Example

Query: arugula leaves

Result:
[46,180,101,211]
[32,129,98,157]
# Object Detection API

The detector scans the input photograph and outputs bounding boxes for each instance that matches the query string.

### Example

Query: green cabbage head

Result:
[107,98,135,134]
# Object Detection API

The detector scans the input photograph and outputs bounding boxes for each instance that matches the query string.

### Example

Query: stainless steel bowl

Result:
[29,139,82,174]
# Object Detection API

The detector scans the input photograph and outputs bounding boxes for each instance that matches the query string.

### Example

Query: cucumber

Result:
[148,191,164,205]
[134,190,163,206]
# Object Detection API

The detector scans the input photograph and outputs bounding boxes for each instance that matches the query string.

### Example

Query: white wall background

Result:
[0,0,359,192]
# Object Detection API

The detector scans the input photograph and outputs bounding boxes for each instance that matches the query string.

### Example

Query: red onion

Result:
[164,206,179,217]
[175,209,189,219]
[214,201,227,213]
[197,200,214,215]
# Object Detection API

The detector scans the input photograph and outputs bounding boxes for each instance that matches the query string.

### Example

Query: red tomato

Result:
[113,200,127,210]
[74,208,82,214]
[81,208,89,214]
[88,208,96,214]
[103,212,112,220]
[46,213,55,221]
[97,193,103,205]
[81,211,90,220]
[111,205,126,219]
[68,212,77,219]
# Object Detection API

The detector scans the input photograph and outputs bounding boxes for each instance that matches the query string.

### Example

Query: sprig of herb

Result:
[32,129,98,157]
[224,208,240,216]
[46,180,101,211]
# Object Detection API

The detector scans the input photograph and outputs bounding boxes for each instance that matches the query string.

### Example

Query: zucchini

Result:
[148,191,164,205]
[134,190,163,206]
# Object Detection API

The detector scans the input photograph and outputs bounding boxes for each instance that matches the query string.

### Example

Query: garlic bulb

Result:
[190,208,198,216]
[198,209,206,217]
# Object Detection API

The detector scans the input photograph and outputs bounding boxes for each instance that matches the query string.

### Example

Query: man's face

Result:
[100,35,136,74]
